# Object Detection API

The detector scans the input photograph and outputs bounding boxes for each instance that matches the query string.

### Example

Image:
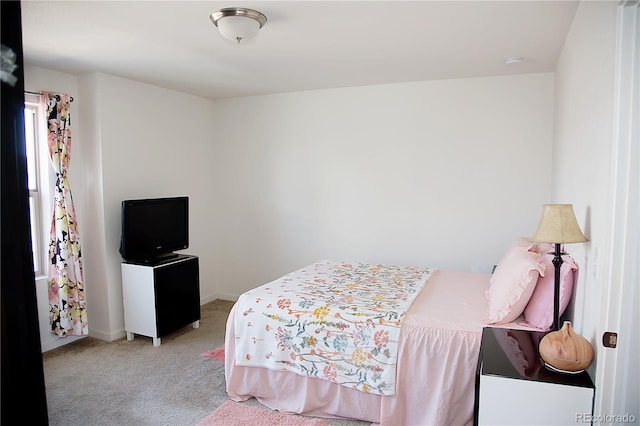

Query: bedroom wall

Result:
[83,72,218,341]
[553,0,617,338]
[24,67,218,347]
[553,0,637,418]
[209,73,555,299]
[24,67,554,349]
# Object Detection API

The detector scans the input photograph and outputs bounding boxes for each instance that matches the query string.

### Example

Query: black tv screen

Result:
[119,196,189,263]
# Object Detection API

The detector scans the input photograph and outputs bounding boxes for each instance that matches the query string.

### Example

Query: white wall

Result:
[553,1,617,338]
[82,73,219,340]
[25,67,219,345]
[553,0,616,356]
[553,0,637,418]
[76,73,111,341]
[210,74,555,299]
[25,68,554,349]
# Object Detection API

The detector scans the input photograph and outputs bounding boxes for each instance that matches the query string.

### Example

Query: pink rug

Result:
[197,400,327,426]
[200,346,225,361]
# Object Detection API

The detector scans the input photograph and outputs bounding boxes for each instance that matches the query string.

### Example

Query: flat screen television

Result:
[119,196,189,263]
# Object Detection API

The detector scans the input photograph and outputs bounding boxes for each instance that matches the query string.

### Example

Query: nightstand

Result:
[475,326,595,425]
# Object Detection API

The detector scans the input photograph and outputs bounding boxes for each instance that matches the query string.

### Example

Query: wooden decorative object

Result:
[539,321,594,373]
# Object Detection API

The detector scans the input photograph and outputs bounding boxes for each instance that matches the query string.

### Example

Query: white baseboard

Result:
[42,295,239,352]
[91,328,127,342]
[41,334,85,352]
[201,293,238,303]
[41,328,125,352]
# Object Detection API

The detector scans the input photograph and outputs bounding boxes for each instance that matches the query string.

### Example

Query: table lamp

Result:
[531,204,588,330]
[531,204,593,373]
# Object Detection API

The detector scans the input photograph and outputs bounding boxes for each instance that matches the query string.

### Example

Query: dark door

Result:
[1,1,49,423]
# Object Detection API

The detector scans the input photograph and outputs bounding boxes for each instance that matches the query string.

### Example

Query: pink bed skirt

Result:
[225,270,531,425]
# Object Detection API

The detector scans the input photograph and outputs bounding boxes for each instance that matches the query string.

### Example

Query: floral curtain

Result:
[42,92,88,337]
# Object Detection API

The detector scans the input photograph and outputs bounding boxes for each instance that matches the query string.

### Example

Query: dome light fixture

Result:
[210,7,267,44]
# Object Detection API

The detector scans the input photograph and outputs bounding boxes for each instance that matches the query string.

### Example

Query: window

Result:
[24,94,51,276]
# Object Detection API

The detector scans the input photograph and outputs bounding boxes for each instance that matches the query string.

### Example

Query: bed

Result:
[224,246,575,425]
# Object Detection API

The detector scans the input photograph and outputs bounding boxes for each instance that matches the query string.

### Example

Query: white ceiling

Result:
[20,0,579,100]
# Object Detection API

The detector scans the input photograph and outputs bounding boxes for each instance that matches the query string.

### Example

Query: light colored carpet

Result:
[42,299,370,426]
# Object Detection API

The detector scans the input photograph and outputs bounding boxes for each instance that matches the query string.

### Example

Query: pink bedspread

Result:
[225,269,533,426]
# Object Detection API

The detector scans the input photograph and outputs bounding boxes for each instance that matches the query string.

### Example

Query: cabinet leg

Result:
[193,320,200,329]
[153,337,161,347]
[126,331,134,341]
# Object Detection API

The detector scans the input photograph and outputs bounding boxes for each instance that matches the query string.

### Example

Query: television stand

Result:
[121,254,200,346]
[132,253,180,266]
[154,252,179,261]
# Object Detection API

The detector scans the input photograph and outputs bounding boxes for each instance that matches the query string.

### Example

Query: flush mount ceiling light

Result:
[210,7,267,44]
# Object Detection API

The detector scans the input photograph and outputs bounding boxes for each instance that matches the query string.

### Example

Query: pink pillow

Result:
[511,236,535,250]
[533,242,555,256]
[511,236,556,256]
[494,329,538,376]
[523,254,577,330]
[486,246,545,324]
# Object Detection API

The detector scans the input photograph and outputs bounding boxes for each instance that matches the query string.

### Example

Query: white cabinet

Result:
[475,327,595,425]
[121,255,200,346]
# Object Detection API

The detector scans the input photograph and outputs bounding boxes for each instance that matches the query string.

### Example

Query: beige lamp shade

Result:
[531,204,588,244]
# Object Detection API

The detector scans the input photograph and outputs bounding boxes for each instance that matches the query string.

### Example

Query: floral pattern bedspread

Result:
[233,260,435,395]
